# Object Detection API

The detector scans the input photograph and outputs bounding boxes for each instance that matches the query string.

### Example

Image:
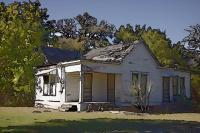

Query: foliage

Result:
[131,82,152,113]
[183,24,200,51]
[142,29,187,68]
[114,24,140,43]
[53,38,85,52]
[49,12,116,52]
[182,24,200,103]
[191,74,200,102]
[0,1,48,106]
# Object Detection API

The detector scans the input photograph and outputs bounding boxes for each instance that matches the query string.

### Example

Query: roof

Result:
[83,40,161,65]
[42,47,80,65]
[83,42,137,63]
[40,40,161,67]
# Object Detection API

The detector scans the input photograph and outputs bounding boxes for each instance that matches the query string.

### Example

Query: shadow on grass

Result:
[1,118,200,133]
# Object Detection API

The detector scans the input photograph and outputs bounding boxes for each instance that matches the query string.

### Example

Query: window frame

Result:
[140,73,148,95]
[132,72,139,88]
[43,70,58,96]
[131,71,148,95]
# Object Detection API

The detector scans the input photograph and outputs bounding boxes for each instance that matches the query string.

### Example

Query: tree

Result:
[142,28,187,68]
[0,1,49,106]
[49,12,116,52]
[54,38,85,52]
[114,24,140,43]
[182,24,200,73]
[183,24,200,103]
[183,24,200,51]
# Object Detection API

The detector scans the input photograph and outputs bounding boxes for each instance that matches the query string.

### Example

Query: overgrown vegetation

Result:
[0,0,49,106]
[131,81,152,112]
[183,24,200,103]
[0,0,199,106]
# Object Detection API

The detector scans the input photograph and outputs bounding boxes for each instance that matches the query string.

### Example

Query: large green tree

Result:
[0,1,49,106]
[49,12,116,52]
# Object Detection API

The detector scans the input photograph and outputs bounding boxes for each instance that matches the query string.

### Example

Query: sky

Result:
[3,0,200,43]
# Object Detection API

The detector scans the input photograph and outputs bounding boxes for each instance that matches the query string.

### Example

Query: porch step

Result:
[59,104,73,112]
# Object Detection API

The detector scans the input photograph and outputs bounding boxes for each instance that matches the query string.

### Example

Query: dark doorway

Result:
[107,74,115,103]
[83,73,92,102]
[163,77,170,103]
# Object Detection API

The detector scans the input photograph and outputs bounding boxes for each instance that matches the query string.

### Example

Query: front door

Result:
[107,74,115,103]
[83,73,92,102]
[163,77,170,103]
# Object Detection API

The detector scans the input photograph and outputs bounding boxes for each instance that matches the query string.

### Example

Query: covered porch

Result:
[64,70,120,111]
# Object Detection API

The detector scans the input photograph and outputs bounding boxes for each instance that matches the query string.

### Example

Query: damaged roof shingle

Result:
[83,41,139,63]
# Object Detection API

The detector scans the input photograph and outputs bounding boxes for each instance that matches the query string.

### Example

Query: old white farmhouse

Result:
[35,40,191,111]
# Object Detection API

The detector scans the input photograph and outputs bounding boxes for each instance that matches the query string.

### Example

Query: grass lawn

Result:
[0,107,200,132]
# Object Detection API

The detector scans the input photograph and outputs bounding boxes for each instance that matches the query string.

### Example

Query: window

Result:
[43,75,49,84]
[132,73,139,88]
[50,74,57,84]
[131,72,148,95]
[141,73,147,95]
[180,77,185,96]
[43,70,58,96]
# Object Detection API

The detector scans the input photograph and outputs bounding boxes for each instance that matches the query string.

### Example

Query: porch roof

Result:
[35,68,56,75]
[42,46,81,65]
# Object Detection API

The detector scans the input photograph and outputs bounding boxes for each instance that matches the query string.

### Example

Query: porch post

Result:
[79,71,84,103]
